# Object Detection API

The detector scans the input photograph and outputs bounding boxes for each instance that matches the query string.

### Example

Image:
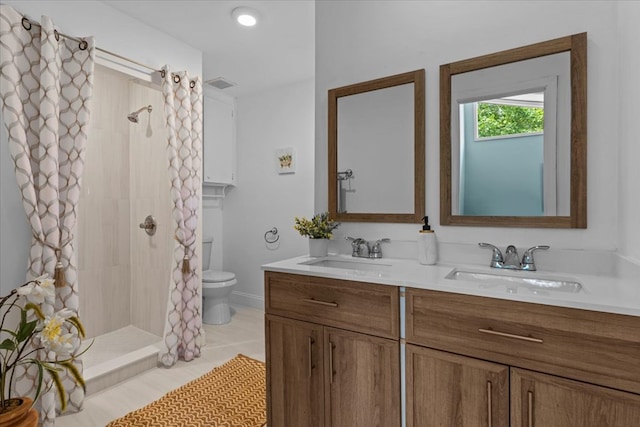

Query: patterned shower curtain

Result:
[0,4,94,425]
[159,66,204,367]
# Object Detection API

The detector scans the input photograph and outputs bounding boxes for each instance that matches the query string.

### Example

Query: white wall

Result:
[617,1,640,263]
[224,79,315,308]
[315,1,631,255]
[0,1,202,294]
[202,199,224,272]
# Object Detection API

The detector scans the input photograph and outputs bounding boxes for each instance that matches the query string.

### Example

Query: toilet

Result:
[202,237,237,325]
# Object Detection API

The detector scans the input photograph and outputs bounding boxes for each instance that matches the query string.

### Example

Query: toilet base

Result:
[203,298,231,325]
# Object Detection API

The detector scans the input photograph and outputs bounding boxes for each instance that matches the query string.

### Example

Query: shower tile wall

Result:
[129,81,172,337]
[79,65,172,338]
[79,65,131,337]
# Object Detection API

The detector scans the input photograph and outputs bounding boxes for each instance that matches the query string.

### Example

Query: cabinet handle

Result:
[308,336,314,378]
[487,381,492,427]
[528,391,534,427]
[329,341,335,384]
[303,298,338,307]
[478,328,543,343]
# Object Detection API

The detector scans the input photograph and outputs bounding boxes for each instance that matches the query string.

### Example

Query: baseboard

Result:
[231,290,264,310]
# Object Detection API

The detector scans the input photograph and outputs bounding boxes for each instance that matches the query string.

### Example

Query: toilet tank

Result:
[202,237,213,271]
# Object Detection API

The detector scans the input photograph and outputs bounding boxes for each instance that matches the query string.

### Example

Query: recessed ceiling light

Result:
[232,7,259,27]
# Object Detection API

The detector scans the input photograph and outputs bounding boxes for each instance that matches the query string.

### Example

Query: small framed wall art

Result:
[276,147,296,174]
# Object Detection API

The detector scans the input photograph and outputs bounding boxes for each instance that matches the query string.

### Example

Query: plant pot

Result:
[0,397,38,427]
[309,238,329,257]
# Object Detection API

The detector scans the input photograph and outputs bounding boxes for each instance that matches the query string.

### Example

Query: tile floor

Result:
[56,305,265,427]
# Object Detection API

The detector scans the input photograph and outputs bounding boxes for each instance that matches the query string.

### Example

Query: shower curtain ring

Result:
[22,17,31,30]
[79,40,88,50]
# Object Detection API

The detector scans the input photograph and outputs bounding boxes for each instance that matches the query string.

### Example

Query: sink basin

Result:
[445,269,583,293]
[300,258,392,272]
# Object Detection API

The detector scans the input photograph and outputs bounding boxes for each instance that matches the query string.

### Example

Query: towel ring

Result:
[264,227,279,244]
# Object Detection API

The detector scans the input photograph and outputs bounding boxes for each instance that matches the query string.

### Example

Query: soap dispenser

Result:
[418,216,437,265]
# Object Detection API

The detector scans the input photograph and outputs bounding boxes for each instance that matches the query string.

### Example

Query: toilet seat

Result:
[202,270,237,288]
[203,270,235,282]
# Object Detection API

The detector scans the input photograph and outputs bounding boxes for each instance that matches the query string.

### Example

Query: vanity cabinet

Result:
[265,315,324,426]
[406,288,640,426]
[265,272,401,427]
[511,368,640,426]
[406,345,509,426]
[406,346,640,426]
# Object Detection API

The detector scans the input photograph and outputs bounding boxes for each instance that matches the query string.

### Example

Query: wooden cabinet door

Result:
[266,315,324,427]
[406,345,509,427]
[511,368,640,427]
[324,327,400,427]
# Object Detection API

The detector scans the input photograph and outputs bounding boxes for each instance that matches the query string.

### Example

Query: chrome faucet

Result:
[521,245,550,271]
[368,238,391,259]
[346,237,390,258]
[479,243,549,271]
[347,237,367,257]
[503,245,521,269]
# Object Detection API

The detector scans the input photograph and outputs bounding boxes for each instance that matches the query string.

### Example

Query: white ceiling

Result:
[104,0,315,96]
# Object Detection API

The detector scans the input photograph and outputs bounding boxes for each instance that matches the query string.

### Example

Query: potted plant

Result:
[0,275,87,426]
[294,212,340,257]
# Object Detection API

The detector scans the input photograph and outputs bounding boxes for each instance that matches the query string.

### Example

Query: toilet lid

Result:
[203,270,236,283]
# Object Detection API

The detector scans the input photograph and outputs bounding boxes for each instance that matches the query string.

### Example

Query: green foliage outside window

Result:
[477,102,544,138]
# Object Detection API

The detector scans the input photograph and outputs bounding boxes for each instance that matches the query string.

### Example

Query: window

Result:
[474,92,544,140]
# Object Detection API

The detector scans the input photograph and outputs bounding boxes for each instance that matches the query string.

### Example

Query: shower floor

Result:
[83,325,162,395]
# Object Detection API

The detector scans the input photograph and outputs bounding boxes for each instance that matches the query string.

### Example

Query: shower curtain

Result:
[159,66,204,367]
[0,4,94,425]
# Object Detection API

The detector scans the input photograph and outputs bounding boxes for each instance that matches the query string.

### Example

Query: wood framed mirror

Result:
[328,69,425,223]
[440,33,587,228]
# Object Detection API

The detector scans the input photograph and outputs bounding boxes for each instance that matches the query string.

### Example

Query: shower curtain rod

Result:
[21,16,161,74]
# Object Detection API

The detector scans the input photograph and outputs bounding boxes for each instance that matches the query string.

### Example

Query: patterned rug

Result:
[106,354,267,427]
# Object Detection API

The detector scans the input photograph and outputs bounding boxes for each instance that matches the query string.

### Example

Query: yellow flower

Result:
[294,212,340,239]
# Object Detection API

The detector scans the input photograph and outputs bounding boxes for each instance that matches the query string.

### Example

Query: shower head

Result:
[128,105,152,123]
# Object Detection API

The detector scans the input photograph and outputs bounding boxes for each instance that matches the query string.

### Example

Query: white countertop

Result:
[262,254,640,317]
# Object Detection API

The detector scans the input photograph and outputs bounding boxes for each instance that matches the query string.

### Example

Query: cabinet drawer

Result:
[265,272,399,339]
[406,288,640,394]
